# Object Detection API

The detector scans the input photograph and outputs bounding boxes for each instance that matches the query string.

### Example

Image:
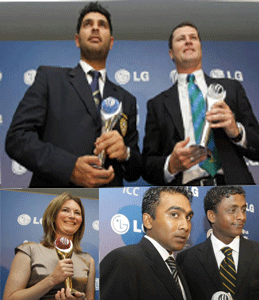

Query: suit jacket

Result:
[100,237,193,300]
[5,65,141,187]
[142,74,259,185]
[176,236,259,300]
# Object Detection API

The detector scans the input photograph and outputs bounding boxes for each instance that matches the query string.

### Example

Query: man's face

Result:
[144,192,193,253]
[75,12,114,61]
[208,194,247,244]
[169,25,202,73]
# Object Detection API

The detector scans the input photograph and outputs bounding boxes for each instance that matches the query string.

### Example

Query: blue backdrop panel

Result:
[0,190,99,300]
[1,40,259,187]
[99,186,258,262]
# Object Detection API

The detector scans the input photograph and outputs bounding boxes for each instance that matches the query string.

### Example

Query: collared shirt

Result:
[145,235,187,300]
[79,59,106,97]
[164,69,247,184]
[211,233,240,272]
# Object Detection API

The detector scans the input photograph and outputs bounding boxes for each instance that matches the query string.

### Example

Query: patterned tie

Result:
[187,74,221,177]
[166,257,184,299]
[220,247,237,297]
[89,70,102,111]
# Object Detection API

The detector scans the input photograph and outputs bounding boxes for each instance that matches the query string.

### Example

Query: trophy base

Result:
[190,144,212,158]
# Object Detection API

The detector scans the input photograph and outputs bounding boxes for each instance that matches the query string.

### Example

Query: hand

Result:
[55,287,86,300]
[50,259,74,286]
[70,155,115,188]
[168,137,208,174]
[94,130,128,162]
[206,100,239,138]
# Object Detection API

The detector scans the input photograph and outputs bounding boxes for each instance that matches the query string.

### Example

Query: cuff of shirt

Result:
[164,155,177,183]
[232,122,247,148]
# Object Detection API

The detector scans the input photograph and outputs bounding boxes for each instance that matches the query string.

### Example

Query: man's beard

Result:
[81,44,110,61]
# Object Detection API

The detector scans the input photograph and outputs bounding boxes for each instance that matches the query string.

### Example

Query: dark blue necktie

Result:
[89,70,102,111]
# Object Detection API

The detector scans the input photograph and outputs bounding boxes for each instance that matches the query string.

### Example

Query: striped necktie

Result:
[166,257,184,299]
[220,247,237,297]
[89,70,102,111]
[187,74,221,177]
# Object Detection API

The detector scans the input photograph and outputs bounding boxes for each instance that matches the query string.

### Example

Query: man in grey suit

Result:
[177,186,259,300]
[5,2,141,187]
[100,186,194,300]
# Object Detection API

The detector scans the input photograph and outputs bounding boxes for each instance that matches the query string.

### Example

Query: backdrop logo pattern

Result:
[17,214,31,226]
[111,214,130,235]
[115,69,130,85]
[24,69,37,86]
[12,160,27,175]
[210,69,225,79]
[92,220,99,231]
[0,71,2,82]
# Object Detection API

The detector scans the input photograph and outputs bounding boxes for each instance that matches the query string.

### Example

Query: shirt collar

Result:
[211,233,240,255]
[79,59,106,82]
[144,235,175,261]
[177,69,204,86]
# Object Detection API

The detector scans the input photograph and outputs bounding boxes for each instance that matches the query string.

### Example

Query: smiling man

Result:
[100,186,194,300]
[5,2,141,188]
[142,22,259,186]
[177,186,259,300]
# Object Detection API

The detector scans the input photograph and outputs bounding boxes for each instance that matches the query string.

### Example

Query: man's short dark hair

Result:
[142,187,193,231]
[168,21,201,50]
[204,186,246,216]
[76,2,113,34]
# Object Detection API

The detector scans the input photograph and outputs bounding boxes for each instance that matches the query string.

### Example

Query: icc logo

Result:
[17,214,31,226]
[12,160,27,175]
[111,214,130,234]
[92,220,99,231]
[24,69,37,86]
[115,69,149,85]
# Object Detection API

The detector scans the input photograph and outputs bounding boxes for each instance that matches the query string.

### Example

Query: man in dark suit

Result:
[142,22,259,186]
[100,186,194,300]
[177,186,259,300]
[5,2,141,187]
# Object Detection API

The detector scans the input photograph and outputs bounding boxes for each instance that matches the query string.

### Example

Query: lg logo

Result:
[210,69,244,81]
[111,214,130,234]
[17,214,42,226]
[24,69,37,86]
[115,69,150,85]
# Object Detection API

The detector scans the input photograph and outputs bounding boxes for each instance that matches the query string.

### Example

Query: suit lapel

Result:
[235,236,257,294]
[163,84,185,140]
[195,237,222,291]
[139,237,188,300]
[69,64,100,126]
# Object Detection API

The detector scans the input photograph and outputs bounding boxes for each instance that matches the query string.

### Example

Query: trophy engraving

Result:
[211,291,233,300]
[191,83,226,156]
[55,237,77,295]
[98,97,122,166]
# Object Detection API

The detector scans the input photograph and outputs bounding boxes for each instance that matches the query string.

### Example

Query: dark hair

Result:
[76,2,113,34]
[142,186,193,231]
[168,21,201,49]
[204,186,246,217]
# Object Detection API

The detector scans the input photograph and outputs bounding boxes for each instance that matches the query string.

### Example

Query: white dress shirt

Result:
[210,233,240,272]
[79,60,106,97]
[164,69,246,184]
[145,235,187,300]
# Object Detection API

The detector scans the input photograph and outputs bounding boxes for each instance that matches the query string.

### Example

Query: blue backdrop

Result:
[1,40,259,187]
[0,190,99,300]
[99,186,258,261]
